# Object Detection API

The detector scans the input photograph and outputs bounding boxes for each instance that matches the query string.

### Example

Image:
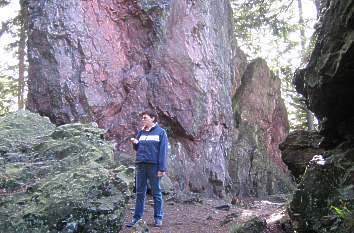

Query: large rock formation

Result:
[25,0,289,197]
[294,0,354,146]
[230,59,293,197]
[25,0,242,197]
[284,1,354,232]
[0,111,134,233]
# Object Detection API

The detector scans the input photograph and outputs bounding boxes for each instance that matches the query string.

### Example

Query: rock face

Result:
[25,0,289,196]
[284,1,354,232]
[25,0,242,197]
[279,130,324,179]
[230,59,293,197]
[0,111,134,233]
[294,0,354,146]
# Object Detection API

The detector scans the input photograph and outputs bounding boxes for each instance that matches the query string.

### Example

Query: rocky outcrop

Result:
[279,130,324,179]
[285,1,354,232]
[288,142,354,233]
[294,0,354,146]
[24,0,290,197]
[25,0,244,197]
[229,59,293,197]
[0,111,134,233]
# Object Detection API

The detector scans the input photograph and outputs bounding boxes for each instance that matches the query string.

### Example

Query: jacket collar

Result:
[143,123,158,132]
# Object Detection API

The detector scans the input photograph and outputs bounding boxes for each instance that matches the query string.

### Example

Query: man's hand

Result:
[157,171,166,177]
[130,138,139,144]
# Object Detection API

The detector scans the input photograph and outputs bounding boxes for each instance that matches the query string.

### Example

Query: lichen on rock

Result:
[0,111,134,233]
[289,142,354,233]
[230,59,294,197]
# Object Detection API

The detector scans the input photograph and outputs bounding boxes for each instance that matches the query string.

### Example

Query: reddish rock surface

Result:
[25,0,289,196]
[230,59,293,197]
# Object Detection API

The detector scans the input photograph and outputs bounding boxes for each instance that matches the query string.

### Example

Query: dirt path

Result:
[119,195,290,233]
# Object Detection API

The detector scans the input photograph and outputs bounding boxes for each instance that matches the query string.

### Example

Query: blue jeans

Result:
[133,163,163,221]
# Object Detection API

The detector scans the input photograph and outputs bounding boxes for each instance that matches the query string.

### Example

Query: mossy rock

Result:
[161,175,174,194]
[131,219,149,233]
[0,110,55,155]
[230,217,267,233]
[289,141,354,233]
[0,111,134,233]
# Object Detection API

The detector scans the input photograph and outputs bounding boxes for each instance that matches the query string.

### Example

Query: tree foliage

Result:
[0,73,17,115]
[0,0,10,7]
[0,0,27,114]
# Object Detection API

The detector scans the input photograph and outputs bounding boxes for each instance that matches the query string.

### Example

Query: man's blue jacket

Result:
[133,123,168,172]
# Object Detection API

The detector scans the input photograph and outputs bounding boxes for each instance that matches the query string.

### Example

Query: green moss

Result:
[230,217,266,233]
[0,111,134,233]
[231,122,294,196]
[230,224,242,233]
[5,164,25,177]
[289,142,354,233]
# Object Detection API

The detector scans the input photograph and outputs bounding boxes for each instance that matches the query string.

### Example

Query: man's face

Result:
[142,114,154,127]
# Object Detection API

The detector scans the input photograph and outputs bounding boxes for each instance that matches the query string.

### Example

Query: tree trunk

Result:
[18,0,27,110]
[298,0,315,130]
[298,0,306,59]
[306,109,315,130]
[314,0,321,18]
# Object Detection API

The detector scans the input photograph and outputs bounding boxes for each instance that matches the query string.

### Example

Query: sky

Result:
[0,1,20,111]
[0,0,20,74]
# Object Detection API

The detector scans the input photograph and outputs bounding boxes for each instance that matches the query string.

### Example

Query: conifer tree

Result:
[17,0,27,110]
[0,73,17,115]
[297,0,315,130]
[0,0,27,113]
[0,1,11,36]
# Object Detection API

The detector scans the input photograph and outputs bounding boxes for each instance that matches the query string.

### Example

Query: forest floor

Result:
[119,194,293,233]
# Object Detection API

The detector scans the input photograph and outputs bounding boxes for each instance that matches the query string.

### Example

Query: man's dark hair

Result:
[141,110,158,122]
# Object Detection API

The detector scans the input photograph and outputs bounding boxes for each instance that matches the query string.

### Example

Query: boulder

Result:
[0,111,134,233]
[131,219,149,233]
[230,217,267,233]
[289,142,354,233]
[279,130,325,179]
[160,175,174,195]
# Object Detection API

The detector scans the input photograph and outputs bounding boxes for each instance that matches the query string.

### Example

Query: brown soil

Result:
[119,195,292,233]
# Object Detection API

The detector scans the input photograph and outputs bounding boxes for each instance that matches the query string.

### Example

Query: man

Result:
[127,110,168,228]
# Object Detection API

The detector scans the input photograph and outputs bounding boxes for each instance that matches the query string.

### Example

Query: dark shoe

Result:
[154,219,162,227]
[126,219,140,228]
